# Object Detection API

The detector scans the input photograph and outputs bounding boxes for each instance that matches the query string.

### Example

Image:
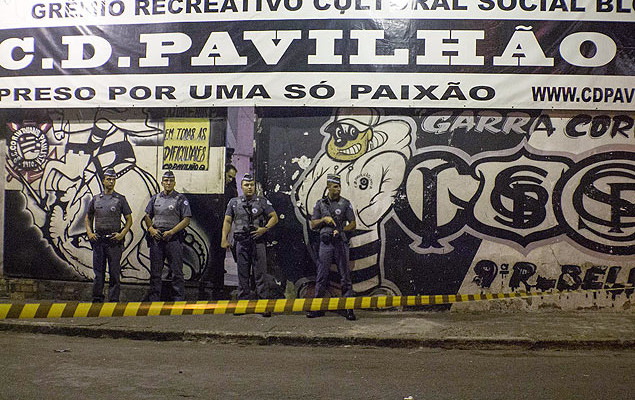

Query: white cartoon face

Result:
[324,108,386,162]
[325,122,372,162]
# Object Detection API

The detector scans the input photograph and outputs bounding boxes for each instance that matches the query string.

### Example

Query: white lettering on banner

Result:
[350,30,409,65]
[61,35,112,68]
[191,32,248,66]
[493,26,554,66]
[0,29,621,71]
[243,30,302,65]
[416,30,484,65]
[308,30,343,64]
[0,73,631,109]
[139,32,192,67]
[559,32,617,67]
[0,37,35,70]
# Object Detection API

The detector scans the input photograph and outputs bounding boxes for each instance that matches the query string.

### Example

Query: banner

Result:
[0,1,633,109]
[162,118,210,170]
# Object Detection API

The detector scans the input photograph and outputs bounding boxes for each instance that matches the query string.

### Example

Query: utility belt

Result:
[233,230,264,244]
[320,232,346,245]
[95,231,121,244]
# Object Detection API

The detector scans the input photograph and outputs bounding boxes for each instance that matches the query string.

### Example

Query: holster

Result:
[234,231,264,245]
[233,231,252,243]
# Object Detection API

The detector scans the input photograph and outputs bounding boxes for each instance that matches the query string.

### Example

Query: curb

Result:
[1,321,633,351]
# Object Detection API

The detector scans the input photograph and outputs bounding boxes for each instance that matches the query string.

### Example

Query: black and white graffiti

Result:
[266,108,634,304]
[5,109,209,281]
[394,142,634,256]
[292,108,416,295]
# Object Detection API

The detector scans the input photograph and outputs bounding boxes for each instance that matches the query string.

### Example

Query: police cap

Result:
[103,168,116,178]
[241,173,255,183]
[326,174,341,185]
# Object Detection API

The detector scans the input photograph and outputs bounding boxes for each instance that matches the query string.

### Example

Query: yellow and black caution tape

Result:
[0,287,630,320]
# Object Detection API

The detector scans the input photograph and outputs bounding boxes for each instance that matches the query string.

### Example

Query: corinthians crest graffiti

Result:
[4,109,209,282]
[555,152,635,256]
[7,122,51,182]
[393,143,634,256]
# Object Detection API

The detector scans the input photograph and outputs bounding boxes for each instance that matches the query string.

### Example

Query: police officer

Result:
[85,168,132,303]
[198,164,238,300]
[307,174,357,320]
[143,170,191,302]
[224,164,239,204]
[221,173,278,313]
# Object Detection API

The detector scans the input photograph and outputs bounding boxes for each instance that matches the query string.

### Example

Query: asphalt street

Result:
[1,331,633,400]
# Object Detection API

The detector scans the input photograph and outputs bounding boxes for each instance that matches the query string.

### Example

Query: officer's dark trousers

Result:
[198,245,225,300]
[235,239,268,300]
[148,238,184,301]
[92,238,122,302]
[198,225,225,300]
[315,239,353,298]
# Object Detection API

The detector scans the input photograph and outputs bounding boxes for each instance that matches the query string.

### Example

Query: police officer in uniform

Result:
[198,164,238,300]
[221,173,278,313]
[85,168,132,303]
[143,170,191,302]
[307,174,357,320]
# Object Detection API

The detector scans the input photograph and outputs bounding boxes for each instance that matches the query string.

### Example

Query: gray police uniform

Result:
[312,196,355,297]
[226,195,275,300]
[145,190,192,301]
[87,192,132,302]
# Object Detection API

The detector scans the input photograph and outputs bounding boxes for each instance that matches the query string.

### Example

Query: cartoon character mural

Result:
[5,109,209,282]
[293,108,416,295]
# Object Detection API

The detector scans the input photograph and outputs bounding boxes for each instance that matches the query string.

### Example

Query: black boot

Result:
[306,311,325,318]
[345,309,356,321]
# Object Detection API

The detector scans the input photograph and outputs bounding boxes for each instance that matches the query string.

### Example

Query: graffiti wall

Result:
[3,108,227,285]
[259,108,634,309]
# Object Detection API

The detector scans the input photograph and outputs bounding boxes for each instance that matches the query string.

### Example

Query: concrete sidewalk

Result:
[1,309,633,350]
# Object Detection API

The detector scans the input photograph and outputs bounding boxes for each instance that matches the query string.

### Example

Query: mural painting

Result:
[261,108,635,309]
[2,106,633,309]
[3,108,224,286]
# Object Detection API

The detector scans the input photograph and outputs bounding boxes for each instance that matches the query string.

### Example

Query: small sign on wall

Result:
[162,118,210,171]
